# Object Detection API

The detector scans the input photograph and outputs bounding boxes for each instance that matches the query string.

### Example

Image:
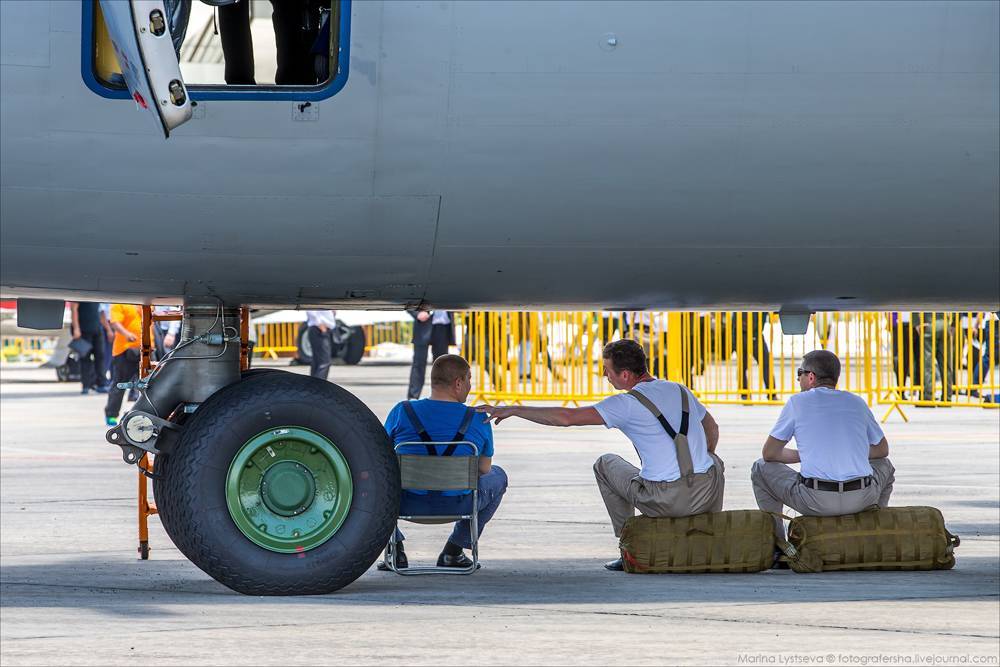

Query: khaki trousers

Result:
[750,457,895,540]
[593,453,726,537]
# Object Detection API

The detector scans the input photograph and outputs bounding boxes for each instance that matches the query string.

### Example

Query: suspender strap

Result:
[627,386,695,487]
[443,407,476,456]
[401,401,436,455]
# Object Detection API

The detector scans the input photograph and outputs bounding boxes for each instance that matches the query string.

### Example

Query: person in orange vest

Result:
[103,303,143,426]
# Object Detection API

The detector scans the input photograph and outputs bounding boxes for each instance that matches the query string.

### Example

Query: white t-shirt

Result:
[594,380,715,482]
[306,310,337,328]
[769,387,884,481]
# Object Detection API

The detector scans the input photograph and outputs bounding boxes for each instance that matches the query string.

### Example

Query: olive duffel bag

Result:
[781,506,960,573]
[619,510,776,573]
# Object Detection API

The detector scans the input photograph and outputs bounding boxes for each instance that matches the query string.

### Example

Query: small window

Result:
[83,0,350,102]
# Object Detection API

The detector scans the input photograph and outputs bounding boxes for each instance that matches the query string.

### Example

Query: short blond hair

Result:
[431,354,470,387]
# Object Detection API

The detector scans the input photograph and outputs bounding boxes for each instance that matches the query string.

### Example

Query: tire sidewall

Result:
[160,372,398,594]
[296,323,313,364]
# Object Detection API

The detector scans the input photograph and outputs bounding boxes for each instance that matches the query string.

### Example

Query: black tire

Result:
[153,372,399,595]
[294,323,312,365]
[153,368,286,545]
[342,326,365,365]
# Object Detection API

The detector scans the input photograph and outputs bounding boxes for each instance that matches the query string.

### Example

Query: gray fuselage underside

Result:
[1,1,998,311]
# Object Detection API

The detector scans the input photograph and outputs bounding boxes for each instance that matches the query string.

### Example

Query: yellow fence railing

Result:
[1,336,57,363]
[253,320,413,359]
[455,312,999,420]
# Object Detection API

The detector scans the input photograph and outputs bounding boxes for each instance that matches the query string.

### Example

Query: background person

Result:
[914,312,955,403]
[751,350,895,549]
[104,304,143,426]
[973,312,1000,402]
[305,310,336,380]
[407,309,454,399]
[70,301,108,395]
[731,311,777,401]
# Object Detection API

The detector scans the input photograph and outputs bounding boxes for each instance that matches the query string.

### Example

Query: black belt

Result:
[799,475,873,492]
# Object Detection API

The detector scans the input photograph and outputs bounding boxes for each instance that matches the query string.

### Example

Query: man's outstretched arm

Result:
[477,405,604,427]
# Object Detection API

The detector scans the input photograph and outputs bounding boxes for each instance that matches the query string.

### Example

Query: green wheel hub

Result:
[226,427,353,553]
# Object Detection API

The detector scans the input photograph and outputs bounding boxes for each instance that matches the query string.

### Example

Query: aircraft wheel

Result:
[154,368,284,546]
[154,371,399,595]
[55,363,70,382]
[295,323,312,365]
[342,326,366,365]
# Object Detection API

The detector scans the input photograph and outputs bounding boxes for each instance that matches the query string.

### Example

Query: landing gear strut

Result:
[106,299,400,594]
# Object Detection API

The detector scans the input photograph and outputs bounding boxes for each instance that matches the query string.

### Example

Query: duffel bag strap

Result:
[767,511,814,571]
[945,529,961,555]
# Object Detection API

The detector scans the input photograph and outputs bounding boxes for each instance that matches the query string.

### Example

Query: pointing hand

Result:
[475,404,516,425]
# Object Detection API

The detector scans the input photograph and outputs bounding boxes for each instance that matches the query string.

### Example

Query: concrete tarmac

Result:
[1,361,998,666]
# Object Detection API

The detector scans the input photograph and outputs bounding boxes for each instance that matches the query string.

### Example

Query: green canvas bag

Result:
[779,506,960,573]
[619,510,776,573]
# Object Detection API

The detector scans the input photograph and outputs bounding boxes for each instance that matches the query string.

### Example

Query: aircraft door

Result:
[98,0,192,137]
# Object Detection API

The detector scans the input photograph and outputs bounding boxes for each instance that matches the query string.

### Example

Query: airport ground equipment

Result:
[105,300,400,594]
[780,506,960,573]
[386,441,481,575]
[618,511,777,574]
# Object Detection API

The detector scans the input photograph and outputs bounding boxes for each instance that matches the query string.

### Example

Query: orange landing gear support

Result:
[137,452,158,560]
[239,306,251,372]
[133,306,252,560]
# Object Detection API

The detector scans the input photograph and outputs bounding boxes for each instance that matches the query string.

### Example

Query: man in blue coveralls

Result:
[378,354,508,570]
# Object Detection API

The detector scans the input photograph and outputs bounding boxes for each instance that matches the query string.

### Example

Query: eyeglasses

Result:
[796,368,814,378]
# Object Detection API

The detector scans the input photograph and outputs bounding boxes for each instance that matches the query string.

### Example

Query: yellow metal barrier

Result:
[254,322,300,359]
[456,311,999,419]
[0,336,55,363]
[360,320,412,353]
[252,320,413,359]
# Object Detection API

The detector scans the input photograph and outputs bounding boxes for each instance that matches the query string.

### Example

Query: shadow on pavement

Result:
[2,553,997,617]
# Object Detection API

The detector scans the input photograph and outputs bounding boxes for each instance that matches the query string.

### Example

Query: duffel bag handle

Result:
[946,529,961,554]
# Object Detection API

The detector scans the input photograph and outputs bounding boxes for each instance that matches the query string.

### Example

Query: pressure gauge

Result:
[125,414,156,443]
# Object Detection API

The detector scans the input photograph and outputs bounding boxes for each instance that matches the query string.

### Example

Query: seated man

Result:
[480,339,724,571]
[751,350,895,549]
[378,354,507,570]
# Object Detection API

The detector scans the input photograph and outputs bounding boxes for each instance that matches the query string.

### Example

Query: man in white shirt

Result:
[305,310,337,380]
[478,339,724,571]
[751,350,895,544]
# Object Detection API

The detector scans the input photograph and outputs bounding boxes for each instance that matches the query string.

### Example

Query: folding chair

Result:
[385,440,481,575]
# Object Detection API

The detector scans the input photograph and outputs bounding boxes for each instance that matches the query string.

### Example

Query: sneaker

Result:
[105,416,118,426]
[80,388,90,395]
[94,385,110,394]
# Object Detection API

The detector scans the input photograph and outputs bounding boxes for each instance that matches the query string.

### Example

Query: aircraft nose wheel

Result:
[152,371,399,595]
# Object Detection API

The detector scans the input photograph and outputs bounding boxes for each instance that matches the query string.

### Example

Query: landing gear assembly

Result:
[106,300,399,595]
